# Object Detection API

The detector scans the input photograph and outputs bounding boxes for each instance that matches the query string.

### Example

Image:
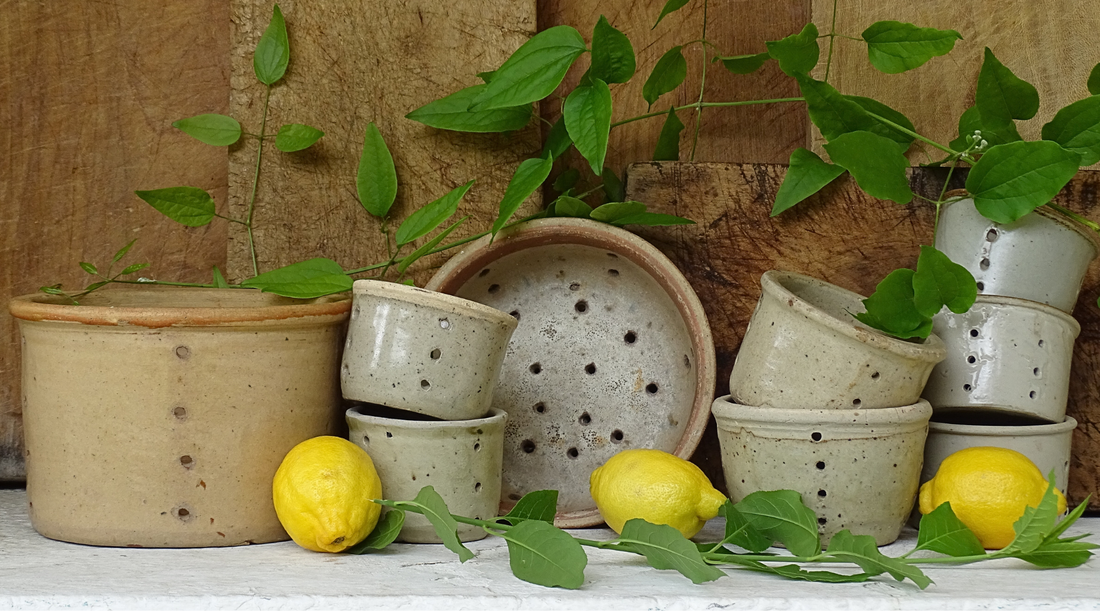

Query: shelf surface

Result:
[3,489,1100,610]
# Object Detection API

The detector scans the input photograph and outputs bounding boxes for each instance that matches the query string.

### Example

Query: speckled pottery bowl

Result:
[729,271,946,410]
[712,395,932,546]
[341,280,517,421]
[346,405,506,543]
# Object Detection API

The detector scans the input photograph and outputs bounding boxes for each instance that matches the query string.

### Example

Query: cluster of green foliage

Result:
[350,479,1093,590]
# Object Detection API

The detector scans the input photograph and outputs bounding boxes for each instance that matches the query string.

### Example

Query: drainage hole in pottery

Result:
[534,402,547,413]
[488,284,501,294]
[362,435,370,445]
[969,328,979,338]
[585,363,597,375]
[510,310,521,320]
[607,252,618,258]
[341,363,350,375]
[1038,339,1045,348]
[474,442,481,452]
[611,430,624,443]
[567,447,579,459]
[967,355,977,364]
[175,346,191,360]
[646,383,659,394]
[684,355,691,369]
[439,318,451,329]
[624,331,637,344]
[976,281,985,292]
[570,282,581,291]
[811,432,822,442]
[986,228,999,242]
[530,363,542,375]
[386,432,393,438]
[1029,390,1037,399]
[521,440,536,453]
[980,257,991,271]
[178,508,190,519]
[579,412,592,425]
[430,348,441,360]
[479,268,491,277]
[1034,367,1040,376]
[421,379,431,390]
[852,398,861,407]
[816,461,826,470]
[963,384,973,392]
[608,269,620,277]
[575,300,589,313]
[871,371,879,380]
[475,482,482,492]
[818,489,827,497]
[173,406,187,420]
[817,517,827,525]
[180,455,193,469]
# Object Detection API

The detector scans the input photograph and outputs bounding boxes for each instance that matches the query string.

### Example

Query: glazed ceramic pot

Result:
[425,217,716,527]
[712,395,932,546]
[341,280,517,421]
[936,196,1100,313]
[9,288,350,547]
[346,405,506,543]
[729,271,946,410]
[921,295,1080,423]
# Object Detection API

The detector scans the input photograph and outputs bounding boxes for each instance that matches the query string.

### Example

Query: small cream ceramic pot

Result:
[936,197,1100,313]
[346,406,506,543]
[341,280,517,421]
[712,395,932,546]
[729,271,946,409]
[921,295,1080,423]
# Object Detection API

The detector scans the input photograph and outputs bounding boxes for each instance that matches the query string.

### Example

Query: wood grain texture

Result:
[625,161,1100,507]
[538,0,811,187]
[0,1,229,481]
[810,0,1100,163]
[228,1,541,285]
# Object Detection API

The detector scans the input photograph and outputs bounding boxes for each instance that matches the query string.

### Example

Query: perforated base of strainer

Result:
[426,218,715,527]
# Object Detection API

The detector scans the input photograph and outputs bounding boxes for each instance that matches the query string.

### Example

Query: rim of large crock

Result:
[759,270,946,364]
[961,293,1082,336]
[9,287,351,328]
[352,279,518,329]
[942,190,1100,255]
[711,394,933,427]
[929,415,1078,437]
[345,406,508,429]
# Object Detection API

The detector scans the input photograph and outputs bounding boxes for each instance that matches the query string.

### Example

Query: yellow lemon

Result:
[590,448,726,539]
[918,446,1066,550]
[273,436,383,553]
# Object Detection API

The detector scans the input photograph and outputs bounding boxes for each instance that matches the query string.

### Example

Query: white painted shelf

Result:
[2,489,1100,610]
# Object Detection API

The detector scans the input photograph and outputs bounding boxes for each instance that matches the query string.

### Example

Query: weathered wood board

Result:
[625,161,1100,508]
[0,2,230,481]
[228,1,542,285]
[810,0,1100,164]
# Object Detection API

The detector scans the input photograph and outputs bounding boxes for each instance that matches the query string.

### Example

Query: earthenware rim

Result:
[352,279,518,328]
[942,190,1100,254]
[712,395,933,429]
[928,415,1078,437]
[345,406,508,430]
[964,294,1082,335]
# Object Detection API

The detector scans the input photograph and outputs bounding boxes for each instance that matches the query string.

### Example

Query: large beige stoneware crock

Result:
[10,288,350,548]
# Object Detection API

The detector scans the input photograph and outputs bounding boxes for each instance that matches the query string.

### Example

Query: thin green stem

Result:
[213,213,249,225]
[612,98,805,129]
[865,110,956,155]
[824,0,839,82]
[109,279,231,289]
[1047,203,1100,233]
[244,85,273,277]
[932,158,963,247]
[689,0,710,161]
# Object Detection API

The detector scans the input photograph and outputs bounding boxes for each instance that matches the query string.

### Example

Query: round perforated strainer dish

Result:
[426,217,716,527]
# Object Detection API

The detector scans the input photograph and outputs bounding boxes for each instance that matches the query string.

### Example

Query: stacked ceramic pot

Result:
[712,270,945,545]
[340,280,518,542]
[918,197,1099,494]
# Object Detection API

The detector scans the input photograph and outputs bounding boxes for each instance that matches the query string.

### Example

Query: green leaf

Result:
[1089,63,1100,96]
[408,486,475,562]
[397,216,468,276]
[1001,472,1062,555]
[39,285,66,296]
[826,530,932,589]
[240,258,352,299]
[253,3,289,86]
[765,23,820,77]
[173,114,242,146]
[949,105,1023,152]
[112,239,137,263]
[643,46,687,107]
[211,265,229,289]
[1041,494,1090,543]
[470,26,587,111]
[861,21,961,74]
[847,95,917,153]
[734,490,820,557]
[396,180,474,246]
[731,559,871,583]
[653,107,685,161]
[344,509,406,554]
[79,262,98,275]
[274,124,324,152]
[552,168,581,193]
[653,0,691,28]
[823,131,914,204]
[619,520,726,584]
[119,263,149,275]
[543,117,573,160]
[590,16,636,84]
[602,166,625,202]
[796,75,877,142]
[912,245,977,317]
[1016,499,1098,568]
[357,123,398,219]
[612,212,695,227]
[718,52,770,75]
[477,70,496,83]
[976,47,1039,128]
[855,268,932,339]
[1041,96,1100,166]
[564,79,613,175]
[494,157,553,236]
[500,490,559,525]
[406,85,533,133]
[772,148,845,216]
[135,187,216,227]
[914,502,986,557]
[548,195,592,218]
[966,140,1081,223]
[501,519,588,589]
[589,201,646,223]
[719,501,772,553]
